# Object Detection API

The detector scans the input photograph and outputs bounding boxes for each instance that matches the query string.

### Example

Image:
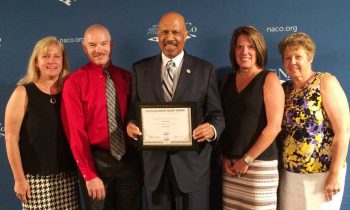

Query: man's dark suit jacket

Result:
[130,52,225,193]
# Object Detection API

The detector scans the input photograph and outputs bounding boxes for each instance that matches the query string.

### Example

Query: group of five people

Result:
[4,11,349,210]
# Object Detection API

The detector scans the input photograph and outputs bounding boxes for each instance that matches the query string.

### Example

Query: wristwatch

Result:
[243,154,253,165]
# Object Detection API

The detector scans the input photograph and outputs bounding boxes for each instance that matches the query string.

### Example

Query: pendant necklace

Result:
[49,95,56,104]
[36,82,57,104]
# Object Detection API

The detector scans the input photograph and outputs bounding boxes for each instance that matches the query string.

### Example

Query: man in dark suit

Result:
[127,12,224,210]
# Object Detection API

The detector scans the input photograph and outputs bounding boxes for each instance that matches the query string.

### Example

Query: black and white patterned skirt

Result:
[23,171,80,210]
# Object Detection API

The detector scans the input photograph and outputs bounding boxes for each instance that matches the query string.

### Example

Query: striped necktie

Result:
[162,60,176,102]
[104,69,125,160]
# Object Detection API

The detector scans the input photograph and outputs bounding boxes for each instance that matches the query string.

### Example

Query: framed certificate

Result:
[138,102,196,150]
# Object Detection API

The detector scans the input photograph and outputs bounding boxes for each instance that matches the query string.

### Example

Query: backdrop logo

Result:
[268,67,290,82]
[147,22,198,42]
[0,37,2,47]
[59,0,77,6]
[0,123,4,138]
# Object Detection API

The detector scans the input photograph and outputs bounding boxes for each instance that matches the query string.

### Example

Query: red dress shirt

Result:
[61,62,131,181]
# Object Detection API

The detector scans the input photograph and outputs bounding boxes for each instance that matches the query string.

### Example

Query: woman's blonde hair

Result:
[17,36,70,90]
[278,32,316,60]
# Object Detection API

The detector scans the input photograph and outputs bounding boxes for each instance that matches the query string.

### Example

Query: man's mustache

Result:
[92,53,105,57]
[164,40,178,46]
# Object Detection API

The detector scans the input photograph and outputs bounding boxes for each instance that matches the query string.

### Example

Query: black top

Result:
[219,70,278,160]
[19,83,75,175]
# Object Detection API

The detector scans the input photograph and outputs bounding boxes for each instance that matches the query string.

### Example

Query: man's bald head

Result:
[83,24,112,68]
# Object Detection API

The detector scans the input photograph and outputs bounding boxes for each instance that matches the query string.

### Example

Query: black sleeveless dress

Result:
[19,83,79,210]
[219,70,278,160]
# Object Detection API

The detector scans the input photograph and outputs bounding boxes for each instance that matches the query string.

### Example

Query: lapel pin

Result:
[186,69,191,74]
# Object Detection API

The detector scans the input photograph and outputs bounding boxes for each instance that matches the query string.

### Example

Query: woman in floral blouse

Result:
[278,32,350,210]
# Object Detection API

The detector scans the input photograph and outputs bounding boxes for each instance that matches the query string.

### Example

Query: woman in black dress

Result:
[219,26,284,210]
[5,36,80,209]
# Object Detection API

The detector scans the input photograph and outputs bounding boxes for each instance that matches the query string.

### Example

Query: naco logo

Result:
[267,67,290,83]
[59,0,77,6]
[147,22,198,42]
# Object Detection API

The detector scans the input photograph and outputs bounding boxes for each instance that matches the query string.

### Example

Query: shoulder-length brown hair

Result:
[229,26,267,71]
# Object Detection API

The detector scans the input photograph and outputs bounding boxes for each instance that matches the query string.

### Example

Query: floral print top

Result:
[281,72,334,173]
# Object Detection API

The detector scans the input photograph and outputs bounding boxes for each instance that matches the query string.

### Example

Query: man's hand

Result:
[193,123,214,142]
[127,122,142,139]
[86,177,105,200]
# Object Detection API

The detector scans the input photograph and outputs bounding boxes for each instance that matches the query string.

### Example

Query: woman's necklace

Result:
[49,95,56,104]
[35,82,58,104]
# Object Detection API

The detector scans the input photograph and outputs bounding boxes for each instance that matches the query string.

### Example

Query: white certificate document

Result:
[140,106,193,148]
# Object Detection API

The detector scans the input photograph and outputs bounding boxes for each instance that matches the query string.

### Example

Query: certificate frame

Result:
[137,102,197,150]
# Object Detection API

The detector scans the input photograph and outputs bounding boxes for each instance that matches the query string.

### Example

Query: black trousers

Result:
[147,155,185,210]
[146,156,209,210]
[80,147,142,210]
[146,154,210,210]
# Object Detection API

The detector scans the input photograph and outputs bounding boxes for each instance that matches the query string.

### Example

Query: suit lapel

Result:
[173,53,193,101]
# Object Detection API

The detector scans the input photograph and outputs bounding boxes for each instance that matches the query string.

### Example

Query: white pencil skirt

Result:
[278,166,346,210]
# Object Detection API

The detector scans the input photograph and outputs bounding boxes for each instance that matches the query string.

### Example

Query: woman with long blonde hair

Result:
[5,36,79,209]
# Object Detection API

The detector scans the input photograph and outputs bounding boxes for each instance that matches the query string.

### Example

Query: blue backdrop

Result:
[1,0,350,209]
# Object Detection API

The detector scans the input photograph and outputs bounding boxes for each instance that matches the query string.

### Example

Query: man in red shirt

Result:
[61,24,141,210]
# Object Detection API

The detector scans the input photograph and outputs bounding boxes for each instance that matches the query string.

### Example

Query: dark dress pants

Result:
[146,154,209,210]
[80,147,142,210]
